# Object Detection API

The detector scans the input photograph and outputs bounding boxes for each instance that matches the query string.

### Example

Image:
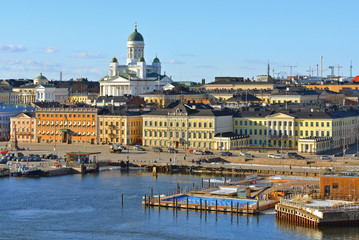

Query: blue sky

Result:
[0,0,357,82]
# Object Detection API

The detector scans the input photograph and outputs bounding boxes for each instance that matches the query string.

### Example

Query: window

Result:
[327,122,330,127]
[332,184,338,189]
[209,123,213,128]
[235,120,238,126]
[244,121,247,126]
[240,121,242,126]
[295,122,298,127]
[311,122,313,127]
[194,122,197,128]
[249,129,252,135]
[204,122,207,128]
[305,122,308,127]
[198,122,202,128]
[316,122,319,127]
[249,121,252,126]
[295,130,298,136]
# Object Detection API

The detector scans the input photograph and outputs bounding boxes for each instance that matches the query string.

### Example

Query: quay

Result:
[276,197,359,226]
[135,162,322,178]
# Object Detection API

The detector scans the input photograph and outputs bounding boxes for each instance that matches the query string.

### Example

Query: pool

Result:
[162,195,257,207]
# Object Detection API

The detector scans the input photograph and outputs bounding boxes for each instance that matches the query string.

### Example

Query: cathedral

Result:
[99,24,172,97]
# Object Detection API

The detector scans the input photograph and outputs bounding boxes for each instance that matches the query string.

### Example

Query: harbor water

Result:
[1,170,359,240]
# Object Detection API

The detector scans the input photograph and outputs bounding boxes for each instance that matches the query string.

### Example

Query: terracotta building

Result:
[10,112,37,143]
[36,105,98,144]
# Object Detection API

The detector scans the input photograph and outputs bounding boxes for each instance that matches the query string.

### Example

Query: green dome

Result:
[35,73,47,80]
[138,56,145,62]
[153,56,160,63]
[111,57,118,63]
[128,26,144,42]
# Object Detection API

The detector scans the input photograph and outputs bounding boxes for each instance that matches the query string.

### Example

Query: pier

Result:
[276,198,359,226]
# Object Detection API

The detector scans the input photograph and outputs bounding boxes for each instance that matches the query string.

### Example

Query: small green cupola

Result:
[138,56,145,62]
[153,55,160,63]
[111,54,118,63]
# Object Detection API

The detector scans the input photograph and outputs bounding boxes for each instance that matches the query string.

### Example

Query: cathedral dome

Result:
[138,56,145,62]
[34,73,48,85]
[128,25,144,42]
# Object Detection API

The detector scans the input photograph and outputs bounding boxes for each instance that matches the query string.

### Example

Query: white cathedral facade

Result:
[99,25,172,97]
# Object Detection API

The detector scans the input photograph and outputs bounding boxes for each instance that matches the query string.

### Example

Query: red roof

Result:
[352,76,359,81]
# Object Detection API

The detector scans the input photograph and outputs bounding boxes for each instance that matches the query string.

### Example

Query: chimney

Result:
[202,78,206,85]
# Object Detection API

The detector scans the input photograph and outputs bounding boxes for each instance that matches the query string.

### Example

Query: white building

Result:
[35,84,69,102]
[100,24,172,97]
[0,90,19,104]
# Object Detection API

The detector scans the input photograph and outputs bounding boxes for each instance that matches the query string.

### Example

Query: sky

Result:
[0,0,358,82]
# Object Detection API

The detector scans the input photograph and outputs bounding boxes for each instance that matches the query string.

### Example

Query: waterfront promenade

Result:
[2,142,359,175]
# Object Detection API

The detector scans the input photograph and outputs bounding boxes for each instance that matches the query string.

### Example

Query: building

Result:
[320,171,359,198]
[97,109,143,145]
[269,90,319,104]
[0,90,19,104]
[233,108,359,153]
[305,83,359,92]
[9,112,36,143]
[223,94,262,108]
[142,103,233,149]
[12,85,37,104]
[0,104,35,141]
[140,89,206,108]
[99,24,172,97]
[36,105,98,144]
[205,77,274,91]
[69,92,98,103]
[35,84,69,102]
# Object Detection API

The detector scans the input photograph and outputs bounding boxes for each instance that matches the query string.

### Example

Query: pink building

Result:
[10,112,36,143]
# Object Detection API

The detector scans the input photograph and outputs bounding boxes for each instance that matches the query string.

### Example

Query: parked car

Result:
[204,150,213,155]
[167,148,178,153]
[333,152,343,157]
[268,154,284,159]
[287,152,305,159]
[220,151,232,156]
[188,149,194,153]
[193,150,204,155]
[353,153,359,157]
[239,152,254,157]
[134,145,145,151]
[152,147,163,152]
[50,155,58,159]
[320,155,332,160]
[44,153,54,159]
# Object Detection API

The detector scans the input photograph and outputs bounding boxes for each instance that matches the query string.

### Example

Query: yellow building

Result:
[140,91,206,108]
[142,103,233,149]
[233,109,359,153]
[97,110,142,145]
[269,90,318,104]
[69,93,98,103]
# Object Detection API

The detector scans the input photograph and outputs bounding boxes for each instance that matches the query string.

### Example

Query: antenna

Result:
[267,60,270,77]
[321,56,323,77]
[316,64,319,77]
[350,60,353,78]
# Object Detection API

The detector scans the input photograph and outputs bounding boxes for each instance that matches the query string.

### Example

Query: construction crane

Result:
[337,64,343,77]
[280,65,298,78]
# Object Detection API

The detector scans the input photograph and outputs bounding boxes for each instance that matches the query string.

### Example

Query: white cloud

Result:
[44,47,57,54]
[71,52,105,59]
[0,44,26,53]
[168,59,185,64]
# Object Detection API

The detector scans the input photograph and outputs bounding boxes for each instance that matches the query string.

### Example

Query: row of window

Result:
[144,130,213,139]
[144,120,213,128]
[235,120,331,128]
[99,120,141,127]
[144,140,213,149]
[38,113,95,118]
[235,128,331,137]
[100,129,140,135]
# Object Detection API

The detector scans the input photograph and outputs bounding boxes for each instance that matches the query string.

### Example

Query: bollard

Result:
[246,202,249,213]
[205,200,207,211]
[186,198,188,210]
[231,201,233,213]
[121,193,124,207]
[236,203,239,215]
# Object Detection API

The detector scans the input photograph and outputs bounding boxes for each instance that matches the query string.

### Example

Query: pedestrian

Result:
[170,158,172,162]
[289,165,292,170]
